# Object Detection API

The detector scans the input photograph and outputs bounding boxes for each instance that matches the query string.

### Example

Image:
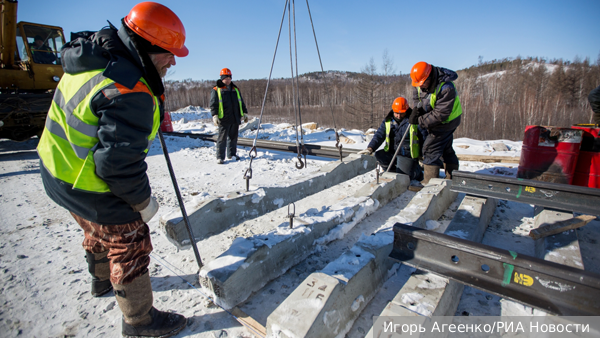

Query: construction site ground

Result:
[1,125,599,337]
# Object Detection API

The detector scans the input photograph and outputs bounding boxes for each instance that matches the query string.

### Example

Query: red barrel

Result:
[571,124,600,188]
[517,125,583,184]
[160,111,174,132]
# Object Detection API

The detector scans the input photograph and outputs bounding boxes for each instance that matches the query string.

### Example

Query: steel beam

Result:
[389,223,600,315]
[164,132,356,159]
[450,171,600,216]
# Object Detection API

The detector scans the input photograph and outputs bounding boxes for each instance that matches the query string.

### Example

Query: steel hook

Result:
[295,155,304,169]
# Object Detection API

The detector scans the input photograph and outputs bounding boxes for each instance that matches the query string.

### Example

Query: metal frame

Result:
[450,171,600,215]
[389,223,600,316]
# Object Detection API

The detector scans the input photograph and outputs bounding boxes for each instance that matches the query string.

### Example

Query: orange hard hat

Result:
[220,68,232,76]
[124,2,188,57]
[410,61,432,87]
[392,97,409,113]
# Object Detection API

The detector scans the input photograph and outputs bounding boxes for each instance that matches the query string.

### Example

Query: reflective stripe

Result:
[53,88,65,109]
[147,138,154,151]
[45,117,90,159]
[55,72,107,138]
[384,120,391,152]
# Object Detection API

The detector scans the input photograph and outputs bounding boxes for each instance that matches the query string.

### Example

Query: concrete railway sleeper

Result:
[200,177,598,338]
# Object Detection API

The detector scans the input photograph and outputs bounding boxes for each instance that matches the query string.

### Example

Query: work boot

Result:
[86,251,112,297]
[227,155,240,161]
[113,271,187,338]
[217,159,224,164]
[422,165,441,185]
[444,163,459,180]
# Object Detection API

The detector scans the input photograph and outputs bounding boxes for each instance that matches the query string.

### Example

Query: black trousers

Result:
[422,128,459,167]
[374,149,423,181]
[216,123,239,160]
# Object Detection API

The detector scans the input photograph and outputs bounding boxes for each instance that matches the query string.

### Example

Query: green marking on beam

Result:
[516,186,522,198]
[502,263,514,287]
[509,251,518,260]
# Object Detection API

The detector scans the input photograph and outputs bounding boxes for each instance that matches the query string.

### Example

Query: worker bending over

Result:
[409,61,463,184]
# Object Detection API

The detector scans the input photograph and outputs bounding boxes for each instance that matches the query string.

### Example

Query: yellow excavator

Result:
[1,0,65,141]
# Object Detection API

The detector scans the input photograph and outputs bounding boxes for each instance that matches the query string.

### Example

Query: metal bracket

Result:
[389,223,600,315]
[450,171,600,215]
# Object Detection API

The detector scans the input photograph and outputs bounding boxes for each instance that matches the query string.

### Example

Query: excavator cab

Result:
[18,23,64,66]
[1,0,66,141]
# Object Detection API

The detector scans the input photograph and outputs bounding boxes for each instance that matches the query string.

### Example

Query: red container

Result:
[571,124,600,188]
[160,111,174,132]
[517,125,583,184]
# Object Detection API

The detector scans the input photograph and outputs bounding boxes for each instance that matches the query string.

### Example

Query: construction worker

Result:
[409,61,462,184]
[589,85,600,125]
[37,2,188,337]
[210,68,249,164]
[358,97,427,180]
[29,35,57,64]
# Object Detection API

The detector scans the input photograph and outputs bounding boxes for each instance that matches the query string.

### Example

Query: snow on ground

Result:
[0,107,597,337]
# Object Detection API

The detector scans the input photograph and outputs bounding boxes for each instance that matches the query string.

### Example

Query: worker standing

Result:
[589,85,600,125]
[358,97,427,180]
[409,62,462,184]
[37,2,188,337]
[210,68,249,164]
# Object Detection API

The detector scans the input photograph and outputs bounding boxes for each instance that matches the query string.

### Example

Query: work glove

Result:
[357,148,373,156]
[243,115,248,123]
[408,110,420,125]
[133,196,159,223]
[213,115,220,126]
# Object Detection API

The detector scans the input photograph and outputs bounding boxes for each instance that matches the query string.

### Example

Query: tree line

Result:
[164,55,600,141]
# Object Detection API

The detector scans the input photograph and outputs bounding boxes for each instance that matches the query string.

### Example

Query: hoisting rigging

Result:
[243,0,343,191]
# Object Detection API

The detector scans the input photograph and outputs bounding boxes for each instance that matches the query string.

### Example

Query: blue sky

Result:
[18,0,600,81]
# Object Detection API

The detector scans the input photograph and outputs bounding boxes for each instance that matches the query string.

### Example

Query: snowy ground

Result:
[1,106,598,337]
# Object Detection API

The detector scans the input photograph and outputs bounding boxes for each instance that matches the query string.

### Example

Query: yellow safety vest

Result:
[384,120,420,159]
[417,81,463,124]
[37,70,160,193]
[216,87,244,119]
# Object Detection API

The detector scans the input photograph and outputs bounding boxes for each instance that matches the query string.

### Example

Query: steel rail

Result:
[163,132,358,159]
[450,171,600,215]
[389,223,600,316]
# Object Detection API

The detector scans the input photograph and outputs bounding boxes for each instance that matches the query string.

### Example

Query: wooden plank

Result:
[529,215,596,240]
[231,307,266,338]
[456,154,520,163]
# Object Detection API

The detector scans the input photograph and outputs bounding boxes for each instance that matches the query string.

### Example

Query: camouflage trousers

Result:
[71,212,153,285]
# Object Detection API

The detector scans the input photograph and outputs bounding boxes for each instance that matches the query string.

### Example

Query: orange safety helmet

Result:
[392,97,409,113]
[410,61,432,87]
[220,68,232,76]
[124,2,189,57]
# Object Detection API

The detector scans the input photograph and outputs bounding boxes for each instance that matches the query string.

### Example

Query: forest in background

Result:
[164,55,600,141]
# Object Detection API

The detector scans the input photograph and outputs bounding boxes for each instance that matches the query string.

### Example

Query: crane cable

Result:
[289,0,307,169]
[244,0,289,191]
[305,0,343,161]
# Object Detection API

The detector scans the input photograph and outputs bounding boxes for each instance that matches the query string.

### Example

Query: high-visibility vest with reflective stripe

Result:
[37,70,161,193]
[409,124,419,158]
[216,87,244,119]
[417,81,463,124]
[384,120,420,158]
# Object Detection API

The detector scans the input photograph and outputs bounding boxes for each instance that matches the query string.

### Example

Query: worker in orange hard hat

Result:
[408,61,463,184]
[358,97,427,180]
[210,68,249,164]
[37,2,188,337]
